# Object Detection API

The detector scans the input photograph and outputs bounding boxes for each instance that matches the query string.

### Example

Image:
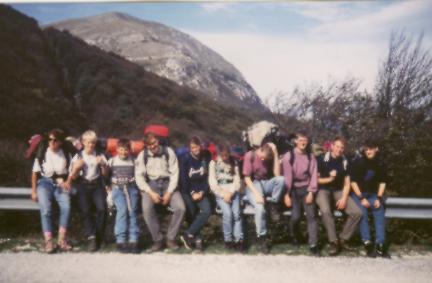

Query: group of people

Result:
[31,128,389,258]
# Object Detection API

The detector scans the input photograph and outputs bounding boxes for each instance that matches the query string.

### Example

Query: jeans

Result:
[289,187,318,246]
[315,189,362,243]
[352,193,386,244]
[216,193,243,242]
[77,179,107,240]
[245,176,285,237]
[37,177,71,234]
[141,179,186,242]
[112,183,140,244]
[182,193,212,237]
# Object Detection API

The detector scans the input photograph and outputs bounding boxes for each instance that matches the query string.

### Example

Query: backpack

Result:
[322,151,348,171]
[143,146,170,167]
[144,124,170,146]
[242,121,279,150]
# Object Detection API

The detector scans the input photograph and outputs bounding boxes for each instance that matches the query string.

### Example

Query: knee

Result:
[320,209,333,219]
[274,176,285,184]
[255,204,266,216]
[40,207,52,218]
[202,206,212,218]
[173,202,186,215]
[222,210,233,221]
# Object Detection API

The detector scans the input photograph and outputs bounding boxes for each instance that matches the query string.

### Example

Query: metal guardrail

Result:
[1,187,432,219]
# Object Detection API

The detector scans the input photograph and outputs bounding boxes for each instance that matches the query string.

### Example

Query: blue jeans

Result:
[37,177,71,233]
[112,184,140,244]
[245,176,285,236]
[216,193,243,242]
[352,193,386,244]
[182,193,212,237]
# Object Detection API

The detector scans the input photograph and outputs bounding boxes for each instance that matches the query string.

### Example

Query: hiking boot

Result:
[340,239,356,252]
[257,236,270,254]
[224,241,235,250]
[166,239,179,251]
[268,203,281,223]
[180,233,195,250]
[44,238,56,254]
[376,244,391,259]
[310,245,321,257]
[235,240,247,253]
[291,237,300,248]
[195,239,204,252]
[88,236,98,252]
[116,243,128,253]
[364,241,376,258]
[129,242,140,254]
[328,241,340,256]
[148,241,164,253]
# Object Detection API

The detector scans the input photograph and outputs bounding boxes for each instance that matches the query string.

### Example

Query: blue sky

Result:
[11,1,432,100]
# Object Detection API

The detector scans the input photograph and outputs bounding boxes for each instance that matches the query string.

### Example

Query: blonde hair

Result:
[82,130,97,143]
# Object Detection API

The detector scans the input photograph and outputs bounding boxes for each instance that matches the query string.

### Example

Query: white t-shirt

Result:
[32,148,68,178]
[71,151,107,181]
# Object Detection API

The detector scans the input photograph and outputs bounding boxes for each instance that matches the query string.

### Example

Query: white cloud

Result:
[186,31,386,101]
[200,3,236,14]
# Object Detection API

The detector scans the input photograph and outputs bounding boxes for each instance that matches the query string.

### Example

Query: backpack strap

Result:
[143,146,170,181]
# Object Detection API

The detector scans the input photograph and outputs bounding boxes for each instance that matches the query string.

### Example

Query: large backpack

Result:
[242,121,279,150]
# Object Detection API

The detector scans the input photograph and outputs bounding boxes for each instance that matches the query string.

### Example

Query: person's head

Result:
[257,143,274,162]
[47,129,65,151]
[65,136,83,151]
[189,136,202,157]
[81,130,97,154]
[363,139,379,160]
[331,136,347,158]
[218,144,233,163]
[145,132,160,155]
[117,138,131,159]
[294,131,309,152]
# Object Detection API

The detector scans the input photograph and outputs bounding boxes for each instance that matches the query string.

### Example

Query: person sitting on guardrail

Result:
[315,136,362,256]
[135,132,186,252]
[179,136,213,251]
[106,138,140,254]
[209,143,244,252]
[282,131,320,256]
[66,130,108,252]
[31,129,74,253]
[243,142,285,254]
[350,139,390,258]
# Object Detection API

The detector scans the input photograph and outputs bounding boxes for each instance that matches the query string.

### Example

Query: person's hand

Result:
[336,196,347,210]
[374,199,381,209]
[361,198,370,208]
[105,185,112,192]
[149,191,162,204]
[284,194,292,208]
[223,191,233,203]
[305,192,314,204]
[162,192,172,206]
[255,193,265,204]
[31,190,38,203]
[96,156,106,166]
[60,181,72,192]
[267,142,278,154]
[329,170,337,178]
[192,192,203,202]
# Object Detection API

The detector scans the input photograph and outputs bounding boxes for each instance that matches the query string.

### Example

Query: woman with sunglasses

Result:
[31,129,74,253]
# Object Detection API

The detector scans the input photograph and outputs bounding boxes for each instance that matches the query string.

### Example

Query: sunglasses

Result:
[48,137,59,143]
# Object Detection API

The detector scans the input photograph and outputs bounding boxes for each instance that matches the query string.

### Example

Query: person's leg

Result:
[301,188,318,247]
[351,194,371,243]
[127,185,140,244]
[112,186,128,244]
[231,193,244,242]
[246,181,267,237]
[141,191,163,243]
[216,196,233,242]
[186,196,212,236]
[92,184,107,244]
[289,188,303,241]
[77,184,96,238]
[264,176,285,203]
[336,191,362,241]
[167,191,186,241]
[316,189,337,243]
[370,195,386,245]
[181,192,197,225]
[36,178,55,238]
[53,184,71,250]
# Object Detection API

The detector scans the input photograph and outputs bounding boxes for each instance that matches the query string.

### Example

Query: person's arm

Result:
[267,143,280,176]
[305,156,318,204]
[244,176,264,204]
[351,181,370,208]
[336,175,351,210]
[282,153,293,207]
[232,165,241,193]
[31,171,38,202]
[166,148,179,194]
[374,182,386,208]
[134,152,152,193]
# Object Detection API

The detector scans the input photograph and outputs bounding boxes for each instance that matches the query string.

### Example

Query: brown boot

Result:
[44,238,56,254]
[166,239,179,250]
[58,232,73,252]
[148,241,164,253]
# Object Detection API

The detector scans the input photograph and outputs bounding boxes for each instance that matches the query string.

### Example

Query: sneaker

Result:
[364,241,376,258]
[180,233,195,250]
[340,239,356,252]
[44,238,56,254]
[258,236,270,254]
[148,241,164,253]
[57,239,73,252]
[129,242,140,254]
[195,239,204,252]
[328,241,340,256]
[310,245,321,257]
[88,237,98,252]
[268,203,281,223]
[376,244,391,259]
[116,243,129,253]
[166,240,179,251]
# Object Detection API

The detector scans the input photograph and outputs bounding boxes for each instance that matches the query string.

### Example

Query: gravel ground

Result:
[1,253,431,283]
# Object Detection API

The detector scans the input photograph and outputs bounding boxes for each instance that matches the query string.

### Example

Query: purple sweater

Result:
[282,150,318,193]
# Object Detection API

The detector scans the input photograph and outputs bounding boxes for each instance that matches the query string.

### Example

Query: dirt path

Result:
[1,253,431,283]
